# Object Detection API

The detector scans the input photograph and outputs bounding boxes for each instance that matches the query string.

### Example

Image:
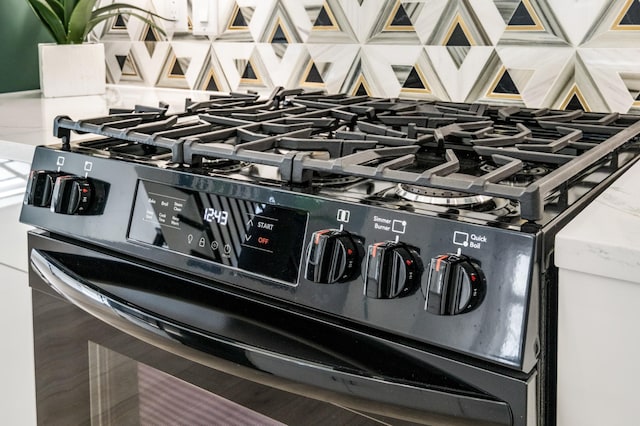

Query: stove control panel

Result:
[20,147,538,370]
[423,254,486,315]
[305,229,364,284]
[364,241,422,299]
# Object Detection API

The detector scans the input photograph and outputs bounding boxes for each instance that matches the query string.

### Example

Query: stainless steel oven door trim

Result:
[31,246,516,426]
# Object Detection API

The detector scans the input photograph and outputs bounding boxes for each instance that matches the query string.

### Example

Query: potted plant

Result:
[25,0,167,97]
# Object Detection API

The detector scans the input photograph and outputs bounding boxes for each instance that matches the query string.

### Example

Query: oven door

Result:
[28,230,528,426]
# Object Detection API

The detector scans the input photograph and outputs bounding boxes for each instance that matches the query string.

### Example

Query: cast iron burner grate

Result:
[52,88,640,222]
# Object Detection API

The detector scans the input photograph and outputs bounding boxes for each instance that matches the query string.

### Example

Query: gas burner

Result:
[311,174,363,188]
[480,162,550,186]
[396,184,494,207]
[199,158,246,173]
[396,184,493,207]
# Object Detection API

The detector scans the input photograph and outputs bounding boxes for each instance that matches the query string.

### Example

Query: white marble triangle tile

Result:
[337,0,386,43]
[281,0,319,43]
[104,41,134,84]
[212,42,275,91]
[426,46,494,102]
[256,44,308,87]
[359,45,423,97]
[129,41,172,86]
[496,46,574,107]
[548,0,611,46]
[412,0,448,44]
[580,0,640,47]
[468,0,507,45]
[305,44,360,94]
[577,47,640,112]
[508,68,535,92]
[168,41,211,89]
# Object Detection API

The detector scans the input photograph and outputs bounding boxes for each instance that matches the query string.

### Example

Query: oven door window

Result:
[88,342,283,425]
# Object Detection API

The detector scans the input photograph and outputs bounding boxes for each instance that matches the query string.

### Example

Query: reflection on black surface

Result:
[46,250,486,398]
[128,180,308,283]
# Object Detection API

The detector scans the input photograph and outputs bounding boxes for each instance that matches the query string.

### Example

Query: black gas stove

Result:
[21,88,640,426]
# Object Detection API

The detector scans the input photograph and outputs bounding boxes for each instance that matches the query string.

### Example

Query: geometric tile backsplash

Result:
[98,0,640,112]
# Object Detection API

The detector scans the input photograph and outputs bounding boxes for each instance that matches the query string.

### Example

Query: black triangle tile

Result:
[508,1,536,26]
[231,5,249,28]
[305,62,323,84]
[242,62,258,80]
[390,4,412,27]
[493,70,519,94]
[355,81,369,96]
[115,55,127,71]
[566,94,585,110]
[144,27,157,42]
[114,14,127,29]
[314,5,334,27]
[402,67,426,90]
[205,72,219,91]
[446,23,471,47]
[170,60,184,77]
[272,24,288,44]
[620,0,640,25]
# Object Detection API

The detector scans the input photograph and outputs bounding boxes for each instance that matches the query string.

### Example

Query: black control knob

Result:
[305,230,363,284]
[365,242,422,299]
[25,171,63,207]
[423,254,485,315]
[51,176,93,215]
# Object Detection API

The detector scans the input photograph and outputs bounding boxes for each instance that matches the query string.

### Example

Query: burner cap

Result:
[395,184,493,207]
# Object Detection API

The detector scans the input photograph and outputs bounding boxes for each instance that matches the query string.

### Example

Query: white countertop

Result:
[555,160,640,283]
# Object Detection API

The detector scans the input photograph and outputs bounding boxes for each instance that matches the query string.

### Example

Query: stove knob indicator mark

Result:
[51,176,93,215]
[364,242,422,299]
[423,254,486,315]
[305,229,363,284]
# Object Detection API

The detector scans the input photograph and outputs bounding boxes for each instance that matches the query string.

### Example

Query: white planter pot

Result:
[38,43,106,98]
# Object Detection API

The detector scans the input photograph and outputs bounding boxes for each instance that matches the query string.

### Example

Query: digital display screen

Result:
[128,180,308,283]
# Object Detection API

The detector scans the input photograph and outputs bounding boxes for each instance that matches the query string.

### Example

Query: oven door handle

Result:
[31,248,514,426]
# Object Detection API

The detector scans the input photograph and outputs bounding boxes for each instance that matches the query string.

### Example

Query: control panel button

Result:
[364,241,422,299]
[305,229,363,284]
[25,171,63,207]
[423,254,486,315]
[51,176,93,215]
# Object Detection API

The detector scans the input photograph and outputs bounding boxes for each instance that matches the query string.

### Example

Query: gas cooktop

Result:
[51,88,640,230]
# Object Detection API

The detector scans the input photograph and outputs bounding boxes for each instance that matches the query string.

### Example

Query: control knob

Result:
[51,175,93,215]
[423,253,485,315]
[364,241,422,299]
[25,170,64,207]
[305,229,363,284]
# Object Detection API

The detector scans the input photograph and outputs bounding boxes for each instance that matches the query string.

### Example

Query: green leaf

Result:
[26,0,170,44]
[25,0,68,43]
[62,0,79,26]
[66,0,97,43]
[42,0,65,23]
